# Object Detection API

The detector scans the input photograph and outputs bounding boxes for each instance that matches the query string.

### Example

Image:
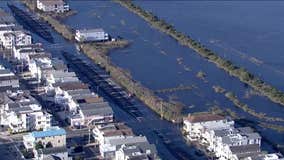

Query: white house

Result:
[226,144,261,160]
[23,126,66,150]
[35,147,70,160]
[49,81,114,127]
[0,90,51,133]
[93,123,134,145]
[42,70,78,85]
[12,44,45,61]
[204,127,261,155]
[23,126,70,160]
[75,28,109,42]
[115,143,159,160]
[244,153,284,160]
[37,0,69,13]
[0,67,19,89]
[0,31,32,49]
[100,136,150,159]
[183,113,234,141]
[29,57,52,81]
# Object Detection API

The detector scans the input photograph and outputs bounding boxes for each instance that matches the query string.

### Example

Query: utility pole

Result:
[160,102,163,120]
[88,125,91,144]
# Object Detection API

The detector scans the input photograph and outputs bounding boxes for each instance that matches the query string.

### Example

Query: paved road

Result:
[0,135,24,160]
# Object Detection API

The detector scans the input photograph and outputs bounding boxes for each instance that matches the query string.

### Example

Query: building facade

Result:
[36,0,69,13]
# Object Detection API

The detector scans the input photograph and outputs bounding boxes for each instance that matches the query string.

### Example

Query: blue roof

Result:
[31,127,66,138]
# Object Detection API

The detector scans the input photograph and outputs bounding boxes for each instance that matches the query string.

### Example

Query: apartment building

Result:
[0,31,32,49]
[0,90,51,133]
[75,28,109,42]
[36,0,69,13]
[183,113,234,141]
[0,65,19,90]
[23,126,70,160]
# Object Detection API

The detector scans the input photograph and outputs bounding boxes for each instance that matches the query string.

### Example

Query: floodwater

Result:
[64,0,284,152]
[1,0,284,159]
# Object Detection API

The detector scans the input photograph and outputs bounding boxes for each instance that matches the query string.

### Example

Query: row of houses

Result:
[0,7,159,160]
[0,8,114,129]
[183,113,283,160]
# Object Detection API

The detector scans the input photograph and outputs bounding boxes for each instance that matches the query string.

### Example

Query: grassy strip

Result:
[224,91,284,122]
[211,86,284,123]
[115,0,284,107]
[21,0,184,122]
[260,122,284,133]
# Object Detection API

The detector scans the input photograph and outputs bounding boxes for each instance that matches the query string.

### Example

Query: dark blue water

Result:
[2,0,284,158]
[135,1,284,92]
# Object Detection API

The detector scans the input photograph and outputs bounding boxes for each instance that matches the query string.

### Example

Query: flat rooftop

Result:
[54,81,89,91]
[31,127,66,138]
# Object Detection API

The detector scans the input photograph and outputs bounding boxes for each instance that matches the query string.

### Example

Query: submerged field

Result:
[63,0,284,152]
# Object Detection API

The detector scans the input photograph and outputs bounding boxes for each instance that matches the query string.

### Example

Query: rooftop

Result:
[31,127,66,138]
[0,25,22,31]
[108,136,148,146]
[230,144,260,154]
[54,81,89,91]
[96,123,134,137]
[38,0,65,6]
[80,103,113,117]
[77,28,105,33]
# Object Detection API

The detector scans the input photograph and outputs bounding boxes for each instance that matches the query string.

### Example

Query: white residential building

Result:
[244,153,284,160]
[49,81,113,127]
[0,90,51,133]
[0,31,32,49]
[0,66,19,89]
[12,44,45,62]
[37,0,69,13]
[29,56,53,80]
[183,113,234,141]
[35,147,70,160]
[75,28,109,42]
[226,144,261,160]
[213,128,261,159]
[23,126,66,150]
[42,70,78,85]
[100,136,150,159]
[115,143,159,160]
[23,127,70,160]
[93,123,134,145]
